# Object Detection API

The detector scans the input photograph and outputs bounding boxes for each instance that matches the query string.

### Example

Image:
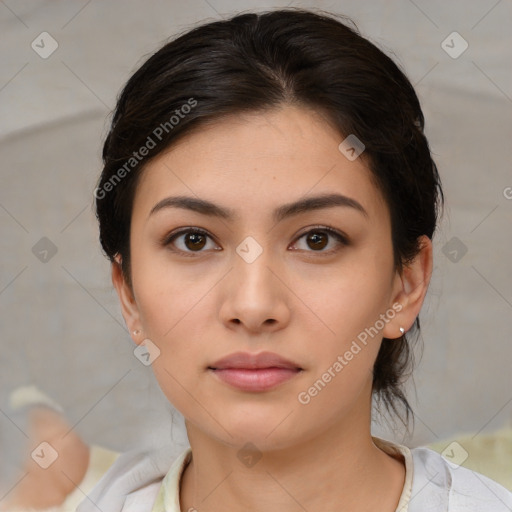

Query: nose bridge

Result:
[233,234,277,296]
[221,233,290,330]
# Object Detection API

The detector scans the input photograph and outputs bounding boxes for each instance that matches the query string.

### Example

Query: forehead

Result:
[133,105,389,224]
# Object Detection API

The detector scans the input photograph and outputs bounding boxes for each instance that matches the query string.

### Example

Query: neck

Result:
[180,406,405,512]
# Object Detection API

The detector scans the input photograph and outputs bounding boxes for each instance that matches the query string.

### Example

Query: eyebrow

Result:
[149,193,368,222]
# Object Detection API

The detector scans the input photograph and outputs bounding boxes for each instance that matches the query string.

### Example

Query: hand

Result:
[1,407,90,511]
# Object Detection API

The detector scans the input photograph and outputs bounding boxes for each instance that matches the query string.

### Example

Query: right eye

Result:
[163,228,221,256]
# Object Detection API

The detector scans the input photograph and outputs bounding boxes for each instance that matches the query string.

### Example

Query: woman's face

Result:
[115,105,412,450]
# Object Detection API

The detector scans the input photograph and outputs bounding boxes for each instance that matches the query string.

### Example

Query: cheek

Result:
[131,244,208,338]
[130,250,215,376]
[294,270,386,418]
[292,247,393,395]
[298,251,394,343]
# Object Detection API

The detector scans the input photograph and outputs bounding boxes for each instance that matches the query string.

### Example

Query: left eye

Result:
[291,227,348,253]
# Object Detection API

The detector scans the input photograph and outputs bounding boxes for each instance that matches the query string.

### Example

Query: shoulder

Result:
[410,446,512,511]
[75,444,180,512]
[121,480,163,511]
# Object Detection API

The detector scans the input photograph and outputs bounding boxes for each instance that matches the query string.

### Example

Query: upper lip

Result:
[208,351,302,370]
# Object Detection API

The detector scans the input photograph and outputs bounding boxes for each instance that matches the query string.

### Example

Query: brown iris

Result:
[184,232,207,251]
[306,231,328,250]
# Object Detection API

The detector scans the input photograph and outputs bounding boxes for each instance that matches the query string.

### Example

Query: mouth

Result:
[208,351,303,392]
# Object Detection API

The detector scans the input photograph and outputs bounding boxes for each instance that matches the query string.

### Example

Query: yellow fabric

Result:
[427,426,512,491]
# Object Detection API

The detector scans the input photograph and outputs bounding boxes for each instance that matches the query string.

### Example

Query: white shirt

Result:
[77,437,512,512]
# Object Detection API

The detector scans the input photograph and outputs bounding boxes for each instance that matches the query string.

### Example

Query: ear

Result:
[111,255,143,344]
[383,235,433,339]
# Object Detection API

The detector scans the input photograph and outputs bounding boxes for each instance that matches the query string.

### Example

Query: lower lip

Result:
[209,367,301,392]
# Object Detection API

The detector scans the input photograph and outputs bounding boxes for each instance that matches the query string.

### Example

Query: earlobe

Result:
[383,235,433,339]
[111,255,142,341]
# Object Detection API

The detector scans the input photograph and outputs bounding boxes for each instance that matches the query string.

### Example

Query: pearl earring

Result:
[399,327,405,335]
[133,329,141,336]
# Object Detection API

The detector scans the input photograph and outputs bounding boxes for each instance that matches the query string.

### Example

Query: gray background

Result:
[1,0,511,470]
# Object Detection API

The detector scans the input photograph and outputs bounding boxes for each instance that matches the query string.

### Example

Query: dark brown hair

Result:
[95,7,444,426]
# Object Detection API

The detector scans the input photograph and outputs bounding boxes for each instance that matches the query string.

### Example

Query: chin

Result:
[214,407,303,451]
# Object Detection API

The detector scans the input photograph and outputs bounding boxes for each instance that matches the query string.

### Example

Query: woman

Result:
[80,8,512,511]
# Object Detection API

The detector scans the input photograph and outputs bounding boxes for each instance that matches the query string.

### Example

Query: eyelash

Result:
[161,225,349,257]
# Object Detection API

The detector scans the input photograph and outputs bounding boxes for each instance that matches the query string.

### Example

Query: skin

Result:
[0,407,90,510]
[113,104,433,512]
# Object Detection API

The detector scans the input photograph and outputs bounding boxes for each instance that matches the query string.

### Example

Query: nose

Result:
[218,247,291,334]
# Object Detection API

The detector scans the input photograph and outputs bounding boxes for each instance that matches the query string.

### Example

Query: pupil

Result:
[186,233,206,251]
[308,232,327,250]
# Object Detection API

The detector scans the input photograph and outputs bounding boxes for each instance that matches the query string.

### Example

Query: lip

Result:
[208,351,303,392]
[209,351,302,371]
